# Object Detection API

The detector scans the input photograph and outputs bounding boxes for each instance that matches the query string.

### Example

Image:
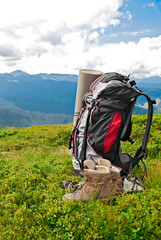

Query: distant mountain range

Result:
[0,70,77,115]
[0,70,160,128]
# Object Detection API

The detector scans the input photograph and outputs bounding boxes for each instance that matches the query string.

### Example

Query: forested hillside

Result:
[0,108,72,128]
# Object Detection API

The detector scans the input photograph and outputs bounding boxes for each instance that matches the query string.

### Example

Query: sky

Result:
[0,0,161,78]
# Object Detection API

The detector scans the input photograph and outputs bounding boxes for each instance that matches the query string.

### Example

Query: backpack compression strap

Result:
[79,99,95,169]
[132,92,156,169]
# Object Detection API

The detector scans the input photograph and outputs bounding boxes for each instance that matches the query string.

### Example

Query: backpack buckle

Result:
[129,80,136,86]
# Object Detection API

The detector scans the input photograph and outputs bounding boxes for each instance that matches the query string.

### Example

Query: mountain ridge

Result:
[0,70,160,128]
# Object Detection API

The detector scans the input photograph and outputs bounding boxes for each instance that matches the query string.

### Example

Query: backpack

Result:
[69,72,155,176]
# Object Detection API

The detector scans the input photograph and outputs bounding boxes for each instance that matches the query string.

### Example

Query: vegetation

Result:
[0,114,161,239]
[0,107,73,128]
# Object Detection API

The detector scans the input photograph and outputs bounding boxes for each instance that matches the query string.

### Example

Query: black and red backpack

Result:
[69,72,155,176]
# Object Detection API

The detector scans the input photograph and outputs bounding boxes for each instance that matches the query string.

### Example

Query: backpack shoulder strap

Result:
[132,91,156,168]
[141,92,155,152]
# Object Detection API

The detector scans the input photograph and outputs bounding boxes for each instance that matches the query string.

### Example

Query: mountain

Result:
[136,76,161,89]
[0,70,78,82]
[0,108,73,128]
[0,70,160,128]
[0,70,78,115]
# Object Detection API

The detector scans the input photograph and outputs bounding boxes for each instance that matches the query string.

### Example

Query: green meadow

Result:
[0,114,161,239]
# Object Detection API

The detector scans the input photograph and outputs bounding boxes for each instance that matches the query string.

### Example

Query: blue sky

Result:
[101,0,161,43]
[0,0,160,78]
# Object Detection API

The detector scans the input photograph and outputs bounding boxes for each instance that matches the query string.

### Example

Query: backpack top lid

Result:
[90,72,141,101]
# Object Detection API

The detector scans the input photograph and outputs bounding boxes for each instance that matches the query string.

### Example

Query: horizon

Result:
[0,69,78,76]
[1,69,161,81]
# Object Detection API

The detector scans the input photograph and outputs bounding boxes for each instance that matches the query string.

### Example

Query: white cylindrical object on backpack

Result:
[73,69,103,126]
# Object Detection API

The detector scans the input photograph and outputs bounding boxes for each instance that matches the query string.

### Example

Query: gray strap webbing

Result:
[133,92,154,166]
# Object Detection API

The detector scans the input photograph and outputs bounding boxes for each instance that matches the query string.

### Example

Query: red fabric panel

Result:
[103,111,121,154]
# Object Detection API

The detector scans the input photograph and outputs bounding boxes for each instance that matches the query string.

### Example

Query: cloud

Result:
[155,98,161,108]
[0,0,124,72]
[86,31,99,45]
[0,45,17,58]
[109,33,119,38]
[121,10,133,21]
[136,102,148,109]
[123,29,152,37]
[0,0,160,78]
[1,33,161,78]
[73,35,161,78]
[148,2,155,7]
[136,98,161,111]
[0,43,22,63]
[154,98,161,112]
[142,2,155,8]
[41,31,64,46]
[26,47,48,57]
[0,0,123,31]
[126,11,133,20]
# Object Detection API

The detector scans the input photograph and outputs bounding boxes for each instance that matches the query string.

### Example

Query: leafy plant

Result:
[0,115,161,239]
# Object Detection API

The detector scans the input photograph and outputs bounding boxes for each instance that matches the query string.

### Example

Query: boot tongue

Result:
[110,166,121,178]
[84,160,95,170]
[97,159,112,168]
[95,166,110,173]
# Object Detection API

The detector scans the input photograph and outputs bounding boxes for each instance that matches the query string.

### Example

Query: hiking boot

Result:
[109,166,123,194]
[62,166,113,201]
[74,169,84,177]
[74,159,96,176]
[123,175,144,192]
[84,159,96,170]
[97,159,111,168]
[97,159,123,194]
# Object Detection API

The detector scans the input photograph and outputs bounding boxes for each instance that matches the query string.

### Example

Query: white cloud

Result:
[0,0,124,72]
[153,98,161,112]
[0,0,123,30]
[148,2,155,7]
[109,33,119,38]
[142,2,155,8]
[126,11,133,20]
[123,29,152,37]
[136,102,148,109]
[74,35,161,78]
[86,31,99,45]
[155,98,161,107]
[0,0,161,78]
[136,98,161,110]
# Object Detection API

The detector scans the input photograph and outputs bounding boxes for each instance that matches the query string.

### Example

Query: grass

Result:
[0,114,161,239]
